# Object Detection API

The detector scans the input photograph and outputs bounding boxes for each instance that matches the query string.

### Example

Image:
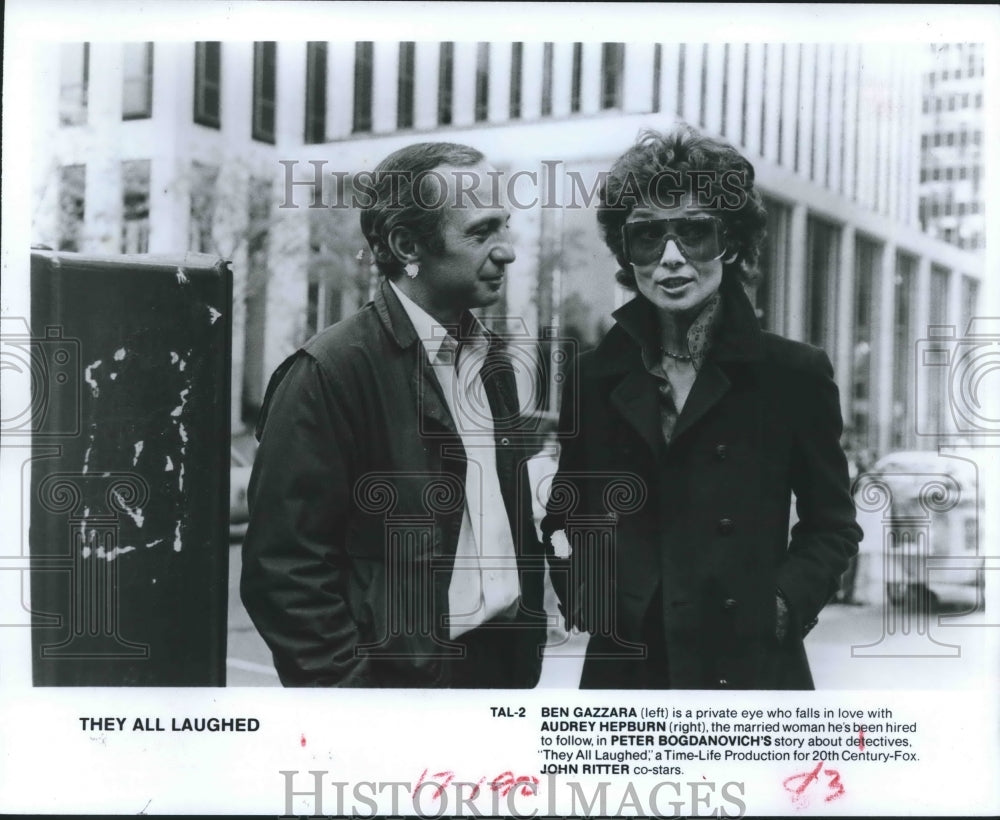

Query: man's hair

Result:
[360,142,485,278]
[596,125,768,289]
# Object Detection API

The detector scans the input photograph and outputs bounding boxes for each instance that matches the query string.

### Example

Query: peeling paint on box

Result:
[113,347,126,361]
[207,307,222,324]
[82,433,95,475]
[170,388,190,418]
[113,489,145,528]
[79,507,90,552]
[175,267,189,284]
[165,456,174,472]
[84,359,102,397]
[133,441,144,466]
[173,522,183,552]
[98,544,136,561]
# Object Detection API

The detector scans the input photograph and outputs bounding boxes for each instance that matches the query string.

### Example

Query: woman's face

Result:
[623,199,726,317]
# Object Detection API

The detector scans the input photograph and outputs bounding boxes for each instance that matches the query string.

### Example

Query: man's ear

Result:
[387,226,419,266]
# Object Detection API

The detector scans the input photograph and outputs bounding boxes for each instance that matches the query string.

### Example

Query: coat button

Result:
[723,598,738,609]
[718,517,734,535]
[718,678,729,687]
[499,437,510,446]
[714,444,727,460]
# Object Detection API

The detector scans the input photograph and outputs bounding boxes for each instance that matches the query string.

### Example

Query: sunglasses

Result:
[621,217,726,265]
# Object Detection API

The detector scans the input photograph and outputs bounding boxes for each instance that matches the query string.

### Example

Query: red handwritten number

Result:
[412,769,455,799]
[491,771,538,797]
[415,770,538,801]
[822,767,845,802]
[783,760,845,804]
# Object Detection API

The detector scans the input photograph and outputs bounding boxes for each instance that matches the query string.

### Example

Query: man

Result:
[241,142,548,687]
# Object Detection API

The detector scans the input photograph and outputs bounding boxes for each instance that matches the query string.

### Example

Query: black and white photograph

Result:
[2,1,998,816]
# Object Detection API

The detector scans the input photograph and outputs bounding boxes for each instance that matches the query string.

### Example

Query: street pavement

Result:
[226,544,992,689]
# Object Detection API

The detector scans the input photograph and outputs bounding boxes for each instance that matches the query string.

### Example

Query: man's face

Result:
[415,163,515,317]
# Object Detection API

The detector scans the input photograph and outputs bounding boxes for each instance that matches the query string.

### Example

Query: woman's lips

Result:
[656,276,694,291]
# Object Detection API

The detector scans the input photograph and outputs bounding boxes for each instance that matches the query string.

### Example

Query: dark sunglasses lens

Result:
[625,219,722,264]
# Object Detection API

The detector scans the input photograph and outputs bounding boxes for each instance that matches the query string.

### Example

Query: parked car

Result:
[853,450,984,610]
[230,434,256,540]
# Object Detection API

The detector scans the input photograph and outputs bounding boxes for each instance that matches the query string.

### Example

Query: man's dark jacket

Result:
[543,272,862,690]
[241,281,547,687]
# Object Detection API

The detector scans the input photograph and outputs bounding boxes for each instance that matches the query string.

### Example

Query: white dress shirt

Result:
[389,281,521,638]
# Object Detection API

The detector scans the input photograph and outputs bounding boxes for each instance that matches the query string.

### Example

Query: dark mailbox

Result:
[29,250,232,686]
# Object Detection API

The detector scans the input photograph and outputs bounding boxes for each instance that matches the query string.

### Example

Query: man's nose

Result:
[490,240,516,265]
[660,238,686,265]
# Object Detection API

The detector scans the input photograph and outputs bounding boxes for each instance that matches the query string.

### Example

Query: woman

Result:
[543,126,862,689]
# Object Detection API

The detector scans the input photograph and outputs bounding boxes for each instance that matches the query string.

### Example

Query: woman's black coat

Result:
[543,274,862,690]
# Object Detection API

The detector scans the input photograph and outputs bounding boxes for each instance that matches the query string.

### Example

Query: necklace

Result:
[661,347,694,362]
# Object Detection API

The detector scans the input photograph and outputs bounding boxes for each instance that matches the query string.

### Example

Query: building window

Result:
[243,178,272,423]
[805,215,841,352]
[397,42,415,129]
[188,161,219,253]
[541,43,554,116]
[59,43,89,126]
[122,42,153,120]
[353,41,373,133]
[890,254,917,449]
[960,276,980,331]
[926,266,951,437]
[652,43,663,113]
[438,42,454,125]
[194,42,221,128]
[304,42,327,144]
[570,42,583,113]
[474,42,490,122]
[509,43,523,119]
[252,42,277,143]
[58,165,86,251]
[600,43,625,109]
[851,235,881,450]
[754,197,791,332]
[121,160,151,254]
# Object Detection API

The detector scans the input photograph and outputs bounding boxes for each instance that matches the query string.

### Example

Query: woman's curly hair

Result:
[597,125,768,289]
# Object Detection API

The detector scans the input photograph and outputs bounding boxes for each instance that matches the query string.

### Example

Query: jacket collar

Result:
[375,277,505,355]
[374,278,517,434]
[589,271,765,376]
[591,272,765,456]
